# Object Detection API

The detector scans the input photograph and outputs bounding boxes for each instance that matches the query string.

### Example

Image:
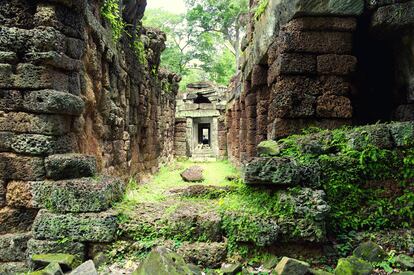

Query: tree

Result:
[185,0,249,69]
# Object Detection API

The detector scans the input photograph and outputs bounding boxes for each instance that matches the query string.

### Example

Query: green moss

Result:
[101,0,126,41]
[254,0,269,21]
[133,39,147,66]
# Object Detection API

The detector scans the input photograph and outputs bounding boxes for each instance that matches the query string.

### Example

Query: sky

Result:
[146,0,187,14]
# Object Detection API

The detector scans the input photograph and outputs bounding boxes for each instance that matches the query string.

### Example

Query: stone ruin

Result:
[174,82,227,161]
[227,0,414,165]
[0,0,414,272]
[0,0,179,272]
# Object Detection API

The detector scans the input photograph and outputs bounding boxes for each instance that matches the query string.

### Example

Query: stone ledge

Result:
[45,154,97,180]
[0,232,32,262]
[32,209,118,242]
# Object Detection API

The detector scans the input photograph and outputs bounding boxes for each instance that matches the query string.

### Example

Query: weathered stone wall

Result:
[0,0,178,271]
[227,0,414,165]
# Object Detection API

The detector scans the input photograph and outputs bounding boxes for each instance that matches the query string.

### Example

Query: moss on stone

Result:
[334,256,372,275]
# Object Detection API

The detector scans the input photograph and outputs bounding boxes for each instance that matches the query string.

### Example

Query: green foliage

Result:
[101,0,126,41]
[133,39,147,65]
[271,125,414,235]
[254,0,269,21]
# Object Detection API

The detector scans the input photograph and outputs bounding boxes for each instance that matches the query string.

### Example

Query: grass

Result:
[118,160,240,206]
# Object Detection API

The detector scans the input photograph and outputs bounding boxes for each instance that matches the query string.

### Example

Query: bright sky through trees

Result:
[147,0,187,14]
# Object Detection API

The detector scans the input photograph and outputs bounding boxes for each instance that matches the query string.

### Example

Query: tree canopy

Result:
[143,0,248,90]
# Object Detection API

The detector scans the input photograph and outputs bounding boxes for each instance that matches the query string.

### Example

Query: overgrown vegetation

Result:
[101,0,126,41]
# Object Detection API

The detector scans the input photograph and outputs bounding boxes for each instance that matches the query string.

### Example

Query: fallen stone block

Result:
[32,209,118,242]
[353,241,386,263]
[334,256,373,275]
[274,257,310,275]
[388,121,414,148]
[31,253,79,271]
[69,260,97,275]
[180,166,204,182]
[0,232,31,261]
[29,262,63,275]
[132,246,194,275]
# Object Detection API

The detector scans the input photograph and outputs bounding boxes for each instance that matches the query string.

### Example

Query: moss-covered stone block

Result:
[334,256,372,275]
[395,254,414,270]
[388,122,414,148]
[274,257,310,275]
[29,262,63,275]
[30,176,124,212]
[352,241,386,263]
[0,232,31,261]
[257,140,280,156]
[346,124,393,151]
[244,157,320,186]
[32,209,117,242]
[132,246,194,275]
[31,253,78,271]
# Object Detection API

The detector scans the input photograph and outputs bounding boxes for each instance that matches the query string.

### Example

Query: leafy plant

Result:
[101,0,126,41]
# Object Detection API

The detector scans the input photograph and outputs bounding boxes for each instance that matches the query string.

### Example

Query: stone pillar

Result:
[211,117,219,157]
[186,117,194,156]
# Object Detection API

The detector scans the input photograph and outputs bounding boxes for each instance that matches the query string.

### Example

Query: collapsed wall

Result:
[0,0,179,271]
[227,0,414,165]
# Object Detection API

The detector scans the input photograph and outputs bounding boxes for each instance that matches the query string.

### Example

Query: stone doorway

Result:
[198,123,211,145]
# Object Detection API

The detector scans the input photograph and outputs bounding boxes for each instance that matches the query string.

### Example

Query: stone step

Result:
[0,232,31,262]
[45,153,97,180]
[32,209,118,242]
[6,176,124,212]
[119,200,223,243]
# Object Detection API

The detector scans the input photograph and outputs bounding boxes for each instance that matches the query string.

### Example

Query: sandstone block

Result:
[0,132,74,156]
[294,0,364,16]
[0,153,45,181]
[27,239,85,261]
[21,90,84,116]
[0,112,71,136]
[334,256,373,275]
[0,262,28,274]
[32,209,118,242]
[245,92,257,107]
[31,253,79,271]
[45,154,97,180]
[317,54,357,75]
[0,232,31,261]
[284,17,357,32]
[272,76,351,98]
[11,64,69,91]
[25,52,81,71]
[0,90,22,111]
[316,94,352,118]
[180,166,204,182]
[6,181,34,208]
[269,91,315,118]
[0,207,37,234]
[271,53,316,78]
[279,31,353,54]
[70,260,97,275]
[251,65,267,87]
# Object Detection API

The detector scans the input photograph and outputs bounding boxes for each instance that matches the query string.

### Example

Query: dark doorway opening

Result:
[198,123,211,145]
[194,94,212,104]
[353,15,397,124]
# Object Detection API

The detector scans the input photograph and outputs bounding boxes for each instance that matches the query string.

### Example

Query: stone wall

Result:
[0,0,178,271]
[226,0,414,165]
